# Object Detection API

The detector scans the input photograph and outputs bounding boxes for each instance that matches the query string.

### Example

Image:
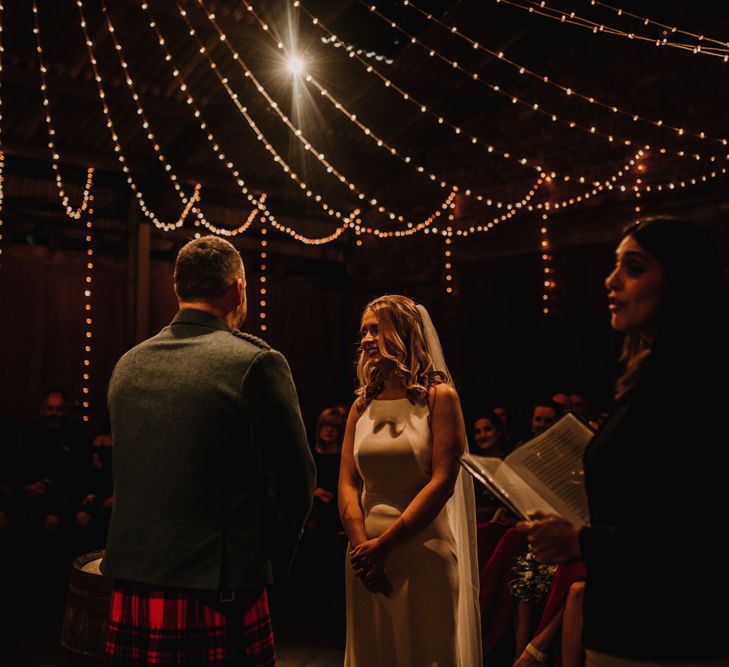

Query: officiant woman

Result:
[516,217,729,667]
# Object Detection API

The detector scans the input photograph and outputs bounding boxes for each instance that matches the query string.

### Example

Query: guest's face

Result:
[605,236,664,341]
[42,393,67,427]
[360,309,388,368]
[319,422,340,445]
[531,406,557,436]
[474,418,501,454]
[493,407,508,429]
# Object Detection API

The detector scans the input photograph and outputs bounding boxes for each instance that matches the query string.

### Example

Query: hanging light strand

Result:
[74,0,199,231]
[139,2,351,245]
[244,0,544,204]
[359,2,723,162]
[494,0,729,61]
[196,1,544,236]
[443,236,454,295]
[540,209,554,316]
[32,2,96,220]
[259,226,268,333]
[177,4,361,226]
[140,0,269,233]
[81,193,95,423]
[319,34,394,65]
[191,0,381,215]
[399,0,729,147]
[589,0,729,54]
[292,0,549,176]
[98,0,233,233]
[0,0,4,268]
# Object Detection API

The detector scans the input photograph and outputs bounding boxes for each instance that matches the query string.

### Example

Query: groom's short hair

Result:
[174,236,244,302]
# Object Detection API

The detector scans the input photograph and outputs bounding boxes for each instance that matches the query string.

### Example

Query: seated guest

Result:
[530,397,565,438]
[19,387,92,538]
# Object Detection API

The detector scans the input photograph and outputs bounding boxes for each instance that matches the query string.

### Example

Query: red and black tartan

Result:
[104,581,275,666]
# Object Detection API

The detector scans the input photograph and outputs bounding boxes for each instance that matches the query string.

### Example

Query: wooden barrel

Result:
[59,550,113,667]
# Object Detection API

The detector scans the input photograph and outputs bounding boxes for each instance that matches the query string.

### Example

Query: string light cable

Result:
[0,0,4,267]
[358,1,726,163]
[452,147,640,238]
[291,0,550,177]
[102,1,271,238]
[32,2,96,220]
[74,0,199,231]
[179,4,362,226]
[258,225,268,333]
[194,0,438,223]
[243,0,543,212]
[140,0,271,238]
[184,1,464,237]
[139,2,350,245]
[97,0,229,233]
[494,0,729,61]
[399,0,729,147]
[588,0,729,54]
[198,1,549,240]
[319,34,394,65]
[81,193,95,423]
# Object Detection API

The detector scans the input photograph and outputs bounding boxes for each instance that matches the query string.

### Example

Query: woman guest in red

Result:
[339,295,481,666]
[517,218,729,666]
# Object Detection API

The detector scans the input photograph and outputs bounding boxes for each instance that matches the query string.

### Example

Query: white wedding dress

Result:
[343,397,460,667]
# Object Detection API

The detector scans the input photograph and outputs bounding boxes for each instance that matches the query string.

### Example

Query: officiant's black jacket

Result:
[579,343,728,660]
[103,309,315,590]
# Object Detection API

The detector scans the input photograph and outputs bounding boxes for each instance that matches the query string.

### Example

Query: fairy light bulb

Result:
[287,56,305,75]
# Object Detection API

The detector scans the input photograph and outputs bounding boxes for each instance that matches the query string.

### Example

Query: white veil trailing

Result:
[417,305,483,667]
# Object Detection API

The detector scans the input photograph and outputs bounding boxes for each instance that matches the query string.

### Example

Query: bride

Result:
[338,295,481,666]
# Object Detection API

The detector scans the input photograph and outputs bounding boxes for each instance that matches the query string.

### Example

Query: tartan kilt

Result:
[104,580,275,666]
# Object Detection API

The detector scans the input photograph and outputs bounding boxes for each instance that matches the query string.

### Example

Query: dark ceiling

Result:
[2,0,728,247]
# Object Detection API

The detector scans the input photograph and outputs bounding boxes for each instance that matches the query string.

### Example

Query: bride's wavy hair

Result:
[355,295,446,407]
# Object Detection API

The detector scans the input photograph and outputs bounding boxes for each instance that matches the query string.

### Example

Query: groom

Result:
[103,235,315,665]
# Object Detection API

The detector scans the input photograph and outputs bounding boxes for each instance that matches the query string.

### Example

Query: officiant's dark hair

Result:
[616,216,729,399]
[174,236,244,302]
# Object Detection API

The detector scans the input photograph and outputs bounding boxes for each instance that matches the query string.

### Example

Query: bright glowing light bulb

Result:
[287,56,304,75]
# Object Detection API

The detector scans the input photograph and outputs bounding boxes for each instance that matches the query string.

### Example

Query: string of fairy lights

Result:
[292,0,549,178]
[494,0,729,61]
[0,0,4,268]
[399,0,729,147]
[443,236,453,296]
[140,1,355,245]
[244,0,543,207]
[177,5,364,229]
[75,0,202,231]
[3,6,727,254]
[360,1,729,163]
[259,228,268,333]
[540,209,553,315]
[194,0,447,226]
[32,3,97,220]
[2,0,726,425]
[589,0,729,53]
[80,194,95,423]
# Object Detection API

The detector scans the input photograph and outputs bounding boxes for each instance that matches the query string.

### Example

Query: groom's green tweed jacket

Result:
[102,308,315,590]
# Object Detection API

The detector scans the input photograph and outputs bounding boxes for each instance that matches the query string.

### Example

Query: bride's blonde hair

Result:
[355,295,446,407]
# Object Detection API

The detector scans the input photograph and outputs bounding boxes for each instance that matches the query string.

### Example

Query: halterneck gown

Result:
[343,397,460,667]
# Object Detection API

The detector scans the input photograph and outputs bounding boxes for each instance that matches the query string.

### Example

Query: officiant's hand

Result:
[516,512,581,564]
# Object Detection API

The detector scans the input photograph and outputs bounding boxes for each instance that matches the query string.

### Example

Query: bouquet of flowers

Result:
[508,546,556,603]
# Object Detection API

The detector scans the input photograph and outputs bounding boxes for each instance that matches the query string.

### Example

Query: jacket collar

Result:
[171,308,231,332]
